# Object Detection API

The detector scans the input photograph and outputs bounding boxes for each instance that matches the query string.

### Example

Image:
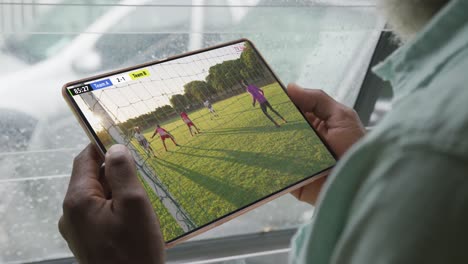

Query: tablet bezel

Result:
[62,38,337,248]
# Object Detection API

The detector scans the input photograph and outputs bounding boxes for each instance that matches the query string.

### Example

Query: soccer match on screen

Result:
[69,41,336,242]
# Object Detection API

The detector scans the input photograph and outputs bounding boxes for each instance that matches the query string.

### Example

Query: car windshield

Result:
[0,1,382,263]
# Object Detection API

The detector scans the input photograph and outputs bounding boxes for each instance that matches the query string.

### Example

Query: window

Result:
[3,2,115,64]
[0,1,382,263]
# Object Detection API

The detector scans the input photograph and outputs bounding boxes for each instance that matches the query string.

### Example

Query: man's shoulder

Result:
[328,142,468,264]
[371,57,468,159]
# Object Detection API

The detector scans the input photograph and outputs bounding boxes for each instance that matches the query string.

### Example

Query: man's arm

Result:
[332,147,468,263]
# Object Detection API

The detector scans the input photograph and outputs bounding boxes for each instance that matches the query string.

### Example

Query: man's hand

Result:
[287,83,366,205]
[58,144,165,264]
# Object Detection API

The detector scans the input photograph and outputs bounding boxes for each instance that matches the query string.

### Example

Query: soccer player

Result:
[242,80,287,127]
[180,111,200,136]
[150,124,179,151]
[133,127,157,158]
[204,99,218,118]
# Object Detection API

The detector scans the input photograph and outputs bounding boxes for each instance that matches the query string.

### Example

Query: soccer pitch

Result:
[132,83,335,241]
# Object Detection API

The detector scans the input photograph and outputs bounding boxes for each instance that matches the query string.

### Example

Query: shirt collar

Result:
[373,0,468,102]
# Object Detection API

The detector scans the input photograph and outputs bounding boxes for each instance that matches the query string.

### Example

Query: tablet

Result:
[62,39,336,247]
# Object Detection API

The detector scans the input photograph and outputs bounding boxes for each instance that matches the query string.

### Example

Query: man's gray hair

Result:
[378,0,450,43]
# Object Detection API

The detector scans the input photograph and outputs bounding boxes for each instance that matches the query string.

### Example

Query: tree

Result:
[239,42,274,82]
[222,59,244,88]
[184,80,215,102]
[153,105,174,120]
[170,94,190,111]
[240,68,253,81]
[240,43,260,70]
[206,66,225,93]
[206,59,245,93]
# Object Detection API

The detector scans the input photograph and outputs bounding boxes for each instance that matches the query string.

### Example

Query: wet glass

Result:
[0,0,381,262]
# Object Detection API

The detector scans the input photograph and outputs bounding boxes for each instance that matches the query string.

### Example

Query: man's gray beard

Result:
[377,0,450,43]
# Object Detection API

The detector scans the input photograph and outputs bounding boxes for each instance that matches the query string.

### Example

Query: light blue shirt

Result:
[290,0,468,263]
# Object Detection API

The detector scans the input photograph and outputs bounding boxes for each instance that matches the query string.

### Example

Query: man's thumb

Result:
[287,83,337,121]
[105,144,144,203]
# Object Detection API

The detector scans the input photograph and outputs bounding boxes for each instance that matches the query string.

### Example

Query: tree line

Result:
[119,42,275,132]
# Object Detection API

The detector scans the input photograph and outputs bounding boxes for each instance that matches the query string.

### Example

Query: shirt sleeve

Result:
[331,147,468,264]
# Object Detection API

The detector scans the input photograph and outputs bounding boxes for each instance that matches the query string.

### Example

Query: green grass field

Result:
[131,82,336,241]
[137,174,185,240]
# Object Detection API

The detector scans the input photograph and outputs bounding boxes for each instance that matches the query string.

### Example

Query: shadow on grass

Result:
[177,143,322,178]
[201,120,310,136]
[155,158,257,211]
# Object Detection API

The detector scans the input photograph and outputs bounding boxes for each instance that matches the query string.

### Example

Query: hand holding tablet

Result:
[61,39,337,246]
[287,84,366,205]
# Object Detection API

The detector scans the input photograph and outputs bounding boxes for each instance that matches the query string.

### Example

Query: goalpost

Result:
[80,91,197,232]
[76,42,284,232]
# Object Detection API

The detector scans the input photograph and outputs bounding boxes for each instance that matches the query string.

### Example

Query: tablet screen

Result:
[65,40,336,243]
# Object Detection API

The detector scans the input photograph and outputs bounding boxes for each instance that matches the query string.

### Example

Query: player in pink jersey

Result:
[180,111,200,137]
[242,80,287,127]
[150,124,179,151]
